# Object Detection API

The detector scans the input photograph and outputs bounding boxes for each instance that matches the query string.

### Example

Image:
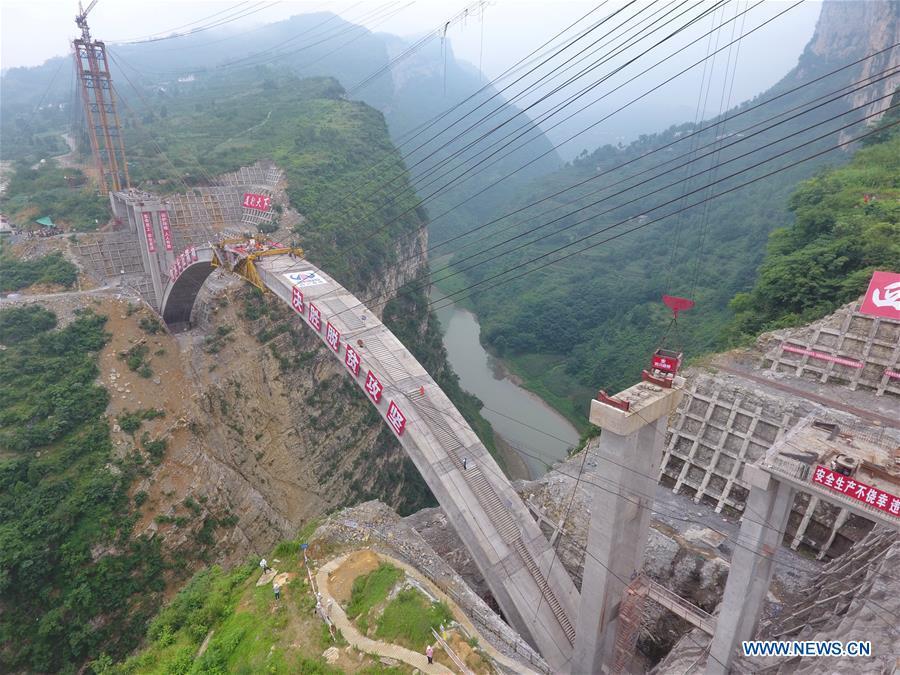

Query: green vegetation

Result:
[0,306,168,672]
[140,432,168,465]
[120,342,153,378]
[728,124,900,339]
[0,246,77,292]
[346,563,403,620]
[375,589,453,650]
[0,160,108,230]
[447,82,900,424]
[345,562,453,652]
[122,72,422,293]
[202,324,235,354]
[101,525,408,674]
[138,316,163,334]
[117,407,166,435]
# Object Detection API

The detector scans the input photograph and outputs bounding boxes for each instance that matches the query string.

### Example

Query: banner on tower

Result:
[159,211,173,251]
[141,212,156,253]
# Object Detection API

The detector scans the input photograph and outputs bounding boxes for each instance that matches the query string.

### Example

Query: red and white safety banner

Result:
[781,344,863,369]
[812,465,900,517]
[159,211,173,251]
[141,212,156,253]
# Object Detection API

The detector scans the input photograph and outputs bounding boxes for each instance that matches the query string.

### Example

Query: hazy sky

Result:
[3,0,822,104]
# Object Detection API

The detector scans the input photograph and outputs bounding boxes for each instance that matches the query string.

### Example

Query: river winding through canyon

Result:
[432,292,579,480]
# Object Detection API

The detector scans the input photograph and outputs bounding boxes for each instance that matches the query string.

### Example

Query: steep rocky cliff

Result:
[796,0,900,122]
[156,273,438,562]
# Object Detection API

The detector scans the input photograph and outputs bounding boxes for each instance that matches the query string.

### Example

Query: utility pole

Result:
[73,0,130,195]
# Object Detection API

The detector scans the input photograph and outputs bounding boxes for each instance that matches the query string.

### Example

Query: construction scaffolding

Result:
[73,38,129,194]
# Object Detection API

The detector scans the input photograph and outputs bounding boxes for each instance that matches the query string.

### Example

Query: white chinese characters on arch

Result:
[325,322,341,352]
[345,344,361,376]
[291,286,305,314]
[284,286,412,442]
[308,303,322,331]
[365,370,383,403]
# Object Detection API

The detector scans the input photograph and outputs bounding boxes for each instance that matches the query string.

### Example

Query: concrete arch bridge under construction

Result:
[74,171,814,674]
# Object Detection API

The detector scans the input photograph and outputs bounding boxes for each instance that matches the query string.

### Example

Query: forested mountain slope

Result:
[729,99,900,338]
[440,2,900,423]
[0,11,560,242]
[0,72,497,672]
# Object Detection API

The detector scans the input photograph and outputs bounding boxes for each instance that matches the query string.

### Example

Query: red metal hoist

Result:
[641,294,694,389]
[596,295,694,412]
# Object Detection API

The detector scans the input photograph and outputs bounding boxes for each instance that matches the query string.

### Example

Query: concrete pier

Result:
[706,465,795,674]
[573,380,684,674]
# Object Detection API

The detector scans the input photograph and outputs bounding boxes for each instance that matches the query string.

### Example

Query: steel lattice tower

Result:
[73,3,129,195]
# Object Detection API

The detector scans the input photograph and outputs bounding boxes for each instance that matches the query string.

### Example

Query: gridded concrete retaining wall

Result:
[660,373,877,558]
[660,373,810,513]
[165,163,283,234]
[660,298,899,559]
[759,302,900,398]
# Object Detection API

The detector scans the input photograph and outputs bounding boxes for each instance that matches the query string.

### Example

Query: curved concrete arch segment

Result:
[160,248,215,331]
[248,255,579,671]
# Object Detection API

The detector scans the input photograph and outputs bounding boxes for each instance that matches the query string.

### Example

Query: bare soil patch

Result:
[328,549,382,603]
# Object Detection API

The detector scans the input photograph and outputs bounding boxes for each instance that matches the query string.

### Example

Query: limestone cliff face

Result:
[798,0,900,121]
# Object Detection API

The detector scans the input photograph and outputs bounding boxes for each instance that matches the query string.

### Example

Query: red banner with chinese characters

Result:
[242,192,271,212]
[781,344,863,369]
[141,212,156,253]
[859,270,900,321]
[386,401,406,436]
[308,303,322,331]
[159,211,173,251]
[291,286,305,314]
[365,370,383,403]
[344,344,361,377]
[812,465,900,517]
[325,322,341,352]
